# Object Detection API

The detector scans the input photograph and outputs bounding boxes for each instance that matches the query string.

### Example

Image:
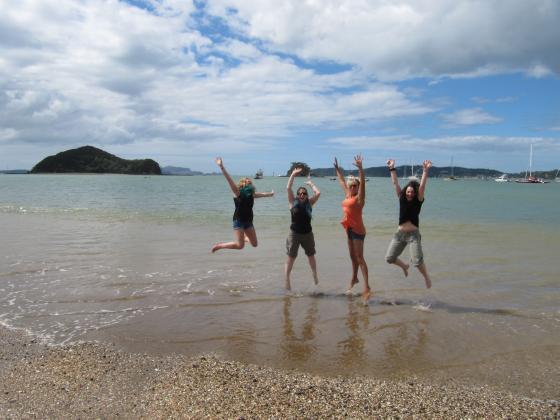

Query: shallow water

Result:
[1,174,559,398]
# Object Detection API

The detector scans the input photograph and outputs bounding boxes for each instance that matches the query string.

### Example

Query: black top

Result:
[290,199,312,234]
[233,193,254,223]
[399,195,423,227]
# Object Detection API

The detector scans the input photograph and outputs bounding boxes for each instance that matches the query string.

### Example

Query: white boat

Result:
[255,169,263,179]
[495,174,510,182]
[408,162,419,181]
[444,156,458,180]
[555,169,560,182]
[515,144,549,184]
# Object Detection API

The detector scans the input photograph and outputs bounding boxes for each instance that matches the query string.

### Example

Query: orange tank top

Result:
[341,195,365,235]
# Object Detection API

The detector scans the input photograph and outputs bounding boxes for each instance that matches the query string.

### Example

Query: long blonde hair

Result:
[346,176,360,188]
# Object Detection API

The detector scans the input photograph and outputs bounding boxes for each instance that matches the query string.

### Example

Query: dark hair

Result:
[400,180,419,199]
[296,187,308,198]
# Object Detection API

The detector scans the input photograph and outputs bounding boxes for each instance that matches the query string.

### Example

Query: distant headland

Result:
[30,146,162,175]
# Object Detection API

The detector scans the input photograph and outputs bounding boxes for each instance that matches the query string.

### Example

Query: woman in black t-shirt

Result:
[284,167,321,291]
[211,157,274,253]
[385,159,432,289]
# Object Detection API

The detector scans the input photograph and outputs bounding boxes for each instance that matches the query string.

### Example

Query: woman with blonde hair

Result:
[211,157,274,253]
[334,155,371,302]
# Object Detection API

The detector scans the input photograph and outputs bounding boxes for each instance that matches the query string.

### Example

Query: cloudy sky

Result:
[1,0,559,174]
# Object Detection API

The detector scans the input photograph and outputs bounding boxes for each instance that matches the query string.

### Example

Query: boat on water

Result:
[408,162,419,181]
[515,144,549,184]
[495,174,510,183]
[444,157,458,180]
[255,169,263,179]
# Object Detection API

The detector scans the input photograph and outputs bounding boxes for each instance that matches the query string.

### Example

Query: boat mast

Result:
[529,144,533,177]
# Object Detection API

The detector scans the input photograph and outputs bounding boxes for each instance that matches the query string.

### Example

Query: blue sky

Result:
[1,0,559,174]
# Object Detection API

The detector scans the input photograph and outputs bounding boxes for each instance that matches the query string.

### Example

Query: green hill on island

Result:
[30,146,161,175]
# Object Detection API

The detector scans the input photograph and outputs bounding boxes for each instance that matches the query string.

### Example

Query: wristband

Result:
[389,167,396,172]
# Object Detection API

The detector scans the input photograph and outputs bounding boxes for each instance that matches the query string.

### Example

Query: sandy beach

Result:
[1,327,557,419]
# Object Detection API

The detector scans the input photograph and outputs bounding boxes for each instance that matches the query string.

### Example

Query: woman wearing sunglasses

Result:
[284,167,321,291]
[334,155,371,302]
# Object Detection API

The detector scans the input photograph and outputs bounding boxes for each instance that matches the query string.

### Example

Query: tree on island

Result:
[286,162,311,176]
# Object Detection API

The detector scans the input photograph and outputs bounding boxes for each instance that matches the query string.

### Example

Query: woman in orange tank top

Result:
[334,155,371,303]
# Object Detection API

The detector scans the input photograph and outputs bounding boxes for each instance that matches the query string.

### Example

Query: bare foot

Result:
[362,288,371,303]
[402,263,409,277]
[211,244,220,253]
[285,280,291,291]
[348,277,359,290]
[424,276,432,289]
[313,272,319,285]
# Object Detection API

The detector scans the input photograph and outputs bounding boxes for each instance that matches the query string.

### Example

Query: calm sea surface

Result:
[1,174,559,398]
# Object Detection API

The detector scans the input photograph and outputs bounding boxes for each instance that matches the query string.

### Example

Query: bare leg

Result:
[392,257,409,277]
[284,256,296,290]
[243,226,258,247]
[417,263,431,289]
[352,239,371,302]
[346,238,359,291]
[307,255,318,285]
[211,229,245,252]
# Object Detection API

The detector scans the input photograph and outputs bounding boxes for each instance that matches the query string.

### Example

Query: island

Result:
[30,146,162,175]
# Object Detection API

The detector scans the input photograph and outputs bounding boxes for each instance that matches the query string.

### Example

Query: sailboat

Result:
[255,169,263,179]
[555,168,560,183]
[408,161,419,181]
[444,157,458,180]
[515,144,549,184]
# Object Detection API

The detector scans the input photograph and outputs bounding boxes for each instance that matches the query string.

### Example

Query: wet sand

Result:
[1,327,557,419]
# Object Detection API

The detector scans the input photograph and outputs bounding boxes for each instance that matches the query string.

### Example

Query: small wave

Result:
[413,302,433,312]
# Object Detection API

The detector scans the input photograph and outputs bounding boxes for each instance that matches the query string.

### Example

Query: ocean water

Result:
[1,174,559,398]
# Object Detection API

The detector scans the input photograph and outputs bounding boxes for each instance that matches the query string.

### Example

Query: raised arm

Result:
[286,167,302,206]
[254,190,275,199]
[353,155,366,205]
[215,157,239,196]
[418,160,431,201]
[305,179,321,206]
[334,157,349,195]
[387,159,401,198]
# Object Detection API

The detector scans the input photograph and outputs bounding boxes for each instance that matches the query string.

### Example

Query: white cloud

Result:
[207,0,560,80]
[442,108,502,126]
[327,135,560,153]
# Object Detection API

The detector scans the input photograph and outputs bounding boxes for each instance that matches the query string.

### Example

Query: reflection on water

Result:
[280,297,318,363]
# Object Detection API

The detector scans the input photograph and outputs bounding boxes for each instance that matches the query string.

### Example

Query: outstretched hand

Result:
[353,154,363,169]
[387,159,395,169]
[215,157,224,168]
[291,167,303,176]
[423,160,432,170]
[333,157,340,170]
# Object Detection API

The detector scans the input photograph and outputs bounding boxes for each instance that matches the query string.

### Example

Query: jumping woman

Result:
[334,155,371,302]
[385,159,432,288]
[284,167,321,290]
[211,157,274,253]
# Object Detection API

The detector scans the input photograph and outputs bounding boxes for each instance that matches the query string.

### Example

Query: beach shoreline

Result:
[1,326,557,419]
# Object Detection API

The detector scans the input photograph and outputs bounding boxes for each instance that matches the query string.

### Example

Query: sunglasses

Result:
[298,191,308,196]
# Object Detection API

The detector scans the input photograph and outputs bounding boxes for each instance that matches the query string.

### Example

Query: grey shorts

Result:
[385,230,424,266]
[286,231,316,258]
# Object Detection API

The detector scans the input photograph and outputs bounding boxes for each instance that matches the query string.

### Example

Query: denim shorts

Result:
[385,229,424,266]
[346,227,366,241]
[233,219,253,230]
[286,231,316,258]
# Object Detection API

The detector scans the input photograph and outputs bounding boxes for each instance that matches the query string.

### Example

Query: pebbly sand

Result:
[1,327,558,419]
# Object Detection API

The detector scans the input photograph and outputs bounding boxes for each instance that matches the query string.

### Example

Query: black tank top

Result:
[399,196,423,227]
[233,193,254,223]
[290,200,312,234]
